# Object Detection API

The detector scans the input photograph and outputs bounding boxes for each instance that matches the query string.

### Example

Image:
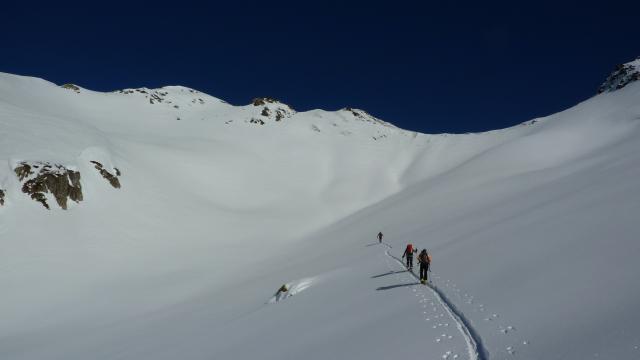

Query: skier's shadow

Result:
[376,282,420,291]
[371,270,407,278]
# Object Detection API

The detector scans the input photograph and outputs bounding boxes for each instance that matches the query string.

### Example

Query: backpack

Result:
[406,244,413,253]
[419,251,431,264]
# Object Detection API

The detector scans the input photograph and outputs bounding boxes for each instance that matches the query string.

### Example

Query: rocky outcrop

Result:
[341,107,396,128]
[598,58,640,93]
[90,161,121,188]
[14,161,83,210]
[251,97,278,106]
[116,87,207,106]
[61,83,81,93]
[250,97,295,125]
[119,88,170,104]
[11,159,122,210]
[343,107,376,121]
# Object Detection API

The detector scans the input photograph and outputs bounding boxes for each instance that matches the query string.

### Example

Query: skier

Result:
[402,243,417,270]
[377,232,383,244]
[418,249,431,284]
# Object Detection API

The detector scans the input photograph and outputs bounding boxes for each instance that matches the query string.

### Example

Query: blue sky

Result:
[1,1,637,133]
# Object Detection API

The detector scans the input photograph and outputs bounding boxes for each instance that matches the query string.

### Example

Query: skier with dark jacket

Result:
[418,249,431,283]
[402,243,417,270]
[377,232,383,244]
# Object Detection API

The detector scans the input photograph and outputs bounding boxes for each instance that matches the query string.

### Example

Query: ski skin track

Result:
[382,243,488,360]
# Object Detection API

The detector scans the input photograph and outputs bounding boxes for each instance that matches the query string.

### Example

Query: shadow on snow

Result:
[376,282,420,291]
[371,270,408,278]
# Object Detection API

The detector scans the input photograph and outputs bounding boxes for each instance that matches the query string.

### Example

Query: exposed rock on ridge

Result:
[341,107,396,128]
[250,97,295,125]
[598,58,640,93]
[61,83,81,93]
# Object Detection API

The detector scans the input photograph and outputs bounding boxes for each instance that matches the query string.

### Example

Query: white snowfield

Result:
[0,70,639,360]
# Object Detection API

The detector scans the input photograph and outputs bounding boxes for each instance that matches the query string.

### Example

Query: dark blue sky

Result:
[1,1,637,133]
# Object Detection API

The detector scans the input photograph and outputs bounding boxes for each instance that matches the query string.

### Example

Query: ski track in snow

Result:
[382,243,488,360]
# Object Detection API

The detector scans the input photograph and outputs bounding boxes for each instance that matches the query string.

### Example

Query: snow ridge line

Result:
[382,243,488,360]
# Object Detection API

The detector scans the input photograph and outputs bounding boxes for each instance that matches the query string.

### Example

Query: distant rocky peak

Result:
[248,97,296,125]
[341,107,396,128]
[161,85,200,93]
[115,86,213,107]
[342,107,370,118]
[598,58,640,93]
[116,87,169,104]
[251,97,280,106]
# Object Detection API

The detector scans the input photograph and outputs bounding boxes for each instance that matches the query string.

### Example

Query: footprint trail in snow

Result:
[381,243,488,360]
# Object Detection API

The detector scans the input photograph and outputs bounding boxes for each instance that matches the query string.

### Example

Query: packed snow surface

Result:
[1,71,640,360]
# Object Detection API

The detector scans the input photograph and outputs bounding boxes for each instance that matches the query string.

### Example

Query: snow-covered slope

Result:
[0,65,639,360]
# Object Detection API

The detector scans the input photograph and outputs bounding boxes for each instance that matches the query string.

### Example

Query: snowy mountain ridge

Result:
[0,71,421,210]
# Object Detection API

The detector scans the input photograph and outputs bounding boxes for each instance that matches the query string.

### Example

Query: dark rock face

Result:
[12,160,122,210]
[0,189,5,206]
[90,161,121,188]
[14,161,83,210]
[598,58,640,93]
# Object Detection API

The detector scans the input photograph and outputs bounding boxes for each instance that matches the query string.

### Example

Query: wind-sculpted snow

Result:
[0,68,639,360]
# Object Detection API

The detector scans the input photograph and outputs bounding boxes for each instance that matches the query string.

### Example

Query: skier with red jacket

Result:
[402,243,417,270]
